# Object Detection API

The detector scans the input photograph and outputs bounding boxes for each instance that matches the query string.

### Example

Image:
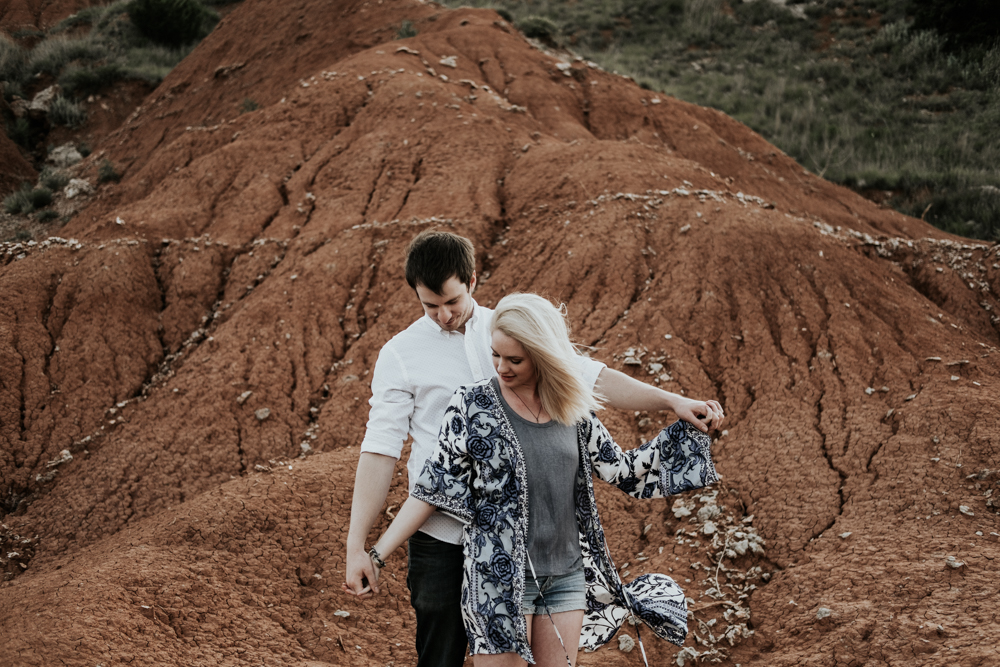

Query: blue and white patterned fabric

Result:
[412,379,720,662]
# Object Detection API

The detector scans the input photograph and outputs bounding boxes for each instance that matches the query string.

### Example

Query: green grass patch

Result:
[48,95,89,128]
[98,159,122,183]
[3,185,53,215]
[39,167,70,191]
[442,0,1000,241]
[239,97,259,114]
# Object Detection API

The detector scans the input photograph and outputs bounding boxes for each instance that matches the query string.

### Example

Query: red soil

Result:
[1,1,998,666]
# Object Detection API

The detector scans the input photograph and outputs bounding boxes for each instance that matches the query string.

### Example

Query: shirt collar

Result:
[426,298,482,336]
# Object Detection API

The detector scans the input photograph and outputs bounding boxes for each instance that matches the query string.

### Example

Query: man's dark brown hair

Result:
[405,230,476,295]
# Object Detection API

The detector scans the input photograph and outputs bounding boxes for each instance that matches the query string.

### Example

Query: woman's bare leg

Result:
[473,653,526,667]
[529,610,585,667]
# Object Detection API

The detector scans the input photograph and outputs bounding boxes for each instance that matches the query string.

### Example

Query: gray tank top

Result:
[493,378,583,576]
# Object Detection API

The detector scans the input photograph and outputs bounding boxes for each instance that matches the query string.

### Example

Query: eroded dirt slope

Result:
[1,1,998,666]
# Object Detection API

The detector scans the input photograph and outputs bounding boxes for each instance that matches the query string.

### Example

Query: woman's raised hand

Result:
[673,397,725,433]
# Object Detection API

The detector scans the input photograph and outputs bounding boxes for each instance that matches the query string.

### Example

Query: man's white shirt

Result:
[360,300,605,544]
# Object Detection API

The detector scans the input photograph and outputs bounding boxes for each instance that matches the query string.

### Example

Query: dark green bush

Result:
[3,186,52,214]
[36,209,60,222]
[396,20,418,39]
[127,0,219,47]
[0,35,27,86]
[58,62,128,95]
[77,142,92,157]
[239,97,259,114]
[6,117,33,149]
[98,159,121,183]
[48,95,88,128]
[29,187,53,209]
[912,0,1000,50]
[3,188,30,215]
[40,167,70,191]
[27,36,109,77]
[518,16,560,45]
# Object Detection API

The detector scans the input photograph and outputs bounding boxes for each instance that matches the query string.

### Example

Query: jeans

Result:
[521,568,587,616]
[407,531,468,667]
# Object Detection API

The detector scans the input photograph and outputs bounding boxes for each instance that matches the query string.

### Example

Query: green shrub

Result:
[3,186,52,214]
[518,16,560,45]
[239,97,259,114]
[6,117,32,149]
[29,187,53,209]
[51,6,107,33]
[58,63,128,95]
[396,20,418,39]
[0,34,27,87]
[27,36,108,77]
[77,142,92,157]
[127,0,219,46]
[40,167,70,191]
[98,159,121,183]
[495,8,513,23]
[3,188,31,215]
[35,209,60,222]
[48,95,88,128]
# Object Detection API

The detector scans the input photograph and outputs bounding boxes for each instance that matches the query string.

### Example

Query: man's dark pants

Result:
[407,531,468,666]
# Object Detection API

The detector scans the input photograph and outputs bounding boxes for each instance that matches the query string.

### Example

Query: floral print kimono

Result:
[412,379,720,662]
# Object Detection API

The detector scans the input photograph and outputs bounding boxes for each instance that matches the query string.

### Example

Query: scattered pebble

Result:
[618,634,635,652]
[816,607,832,620]
[255,408,271,421]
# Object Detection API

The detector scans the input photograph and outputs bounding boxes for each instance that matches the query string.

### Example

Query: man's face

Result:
[414,273,476,333]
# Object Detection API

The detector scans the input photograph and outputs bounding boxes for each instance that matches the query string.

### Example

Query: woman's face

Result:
[491,330,537,392]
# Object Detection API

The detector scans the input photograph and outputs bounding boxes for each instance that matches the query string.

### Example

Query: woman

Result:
[367,293,721,666]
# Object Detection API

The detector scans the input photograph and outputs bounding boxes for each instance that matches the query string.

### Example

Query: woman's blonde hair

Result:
[490,293,603,425]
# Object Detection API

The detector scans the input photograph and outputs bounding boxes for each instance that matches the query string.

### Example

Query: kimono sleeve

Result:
[586,416,719,499]
[411,388,476,524]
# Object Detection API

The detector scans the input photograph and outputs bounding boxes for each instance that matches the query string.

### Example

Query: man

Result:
[343,230,723,667]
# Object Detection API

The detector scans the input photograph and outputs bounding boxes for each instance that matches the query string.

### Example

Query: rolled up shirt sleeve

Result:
[578,355,606,391]
[360,345,414,460]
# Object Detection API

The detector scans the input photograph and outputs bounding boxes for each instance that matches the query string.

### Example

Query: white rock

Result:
[945,556,965,569]
[617,634,635,652]
[255,408,270,421]
[672,499,692,518]
[959,505,975,517]
[697,504,720,522]
[701,520,717,536]
[816,607,832,620]
[64,178,93,199]
[676,647,700,666]
[48,143,83,168]
[29,85,60,113]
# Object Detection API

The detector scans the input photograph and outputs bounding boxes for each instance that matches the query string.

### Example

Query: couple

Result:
[344,231,724,666]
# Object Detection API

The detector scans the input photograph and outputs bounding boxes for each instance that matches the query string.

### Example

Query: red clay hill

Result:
[1,1,998,665]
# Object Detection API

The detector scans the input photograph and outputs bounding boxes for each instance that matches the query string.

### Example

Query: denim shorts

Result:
[521,568,587,616]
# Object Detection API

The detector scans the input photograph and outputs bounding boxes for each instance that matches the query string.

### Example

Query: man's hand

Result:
[672,396,724,433]
[342,547,380,598]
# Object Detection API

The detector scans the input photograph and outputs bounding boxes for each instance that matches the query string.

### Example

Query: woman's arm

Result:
[588,416,719,499]
[343,496,436,597]
[595,368,724,432]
